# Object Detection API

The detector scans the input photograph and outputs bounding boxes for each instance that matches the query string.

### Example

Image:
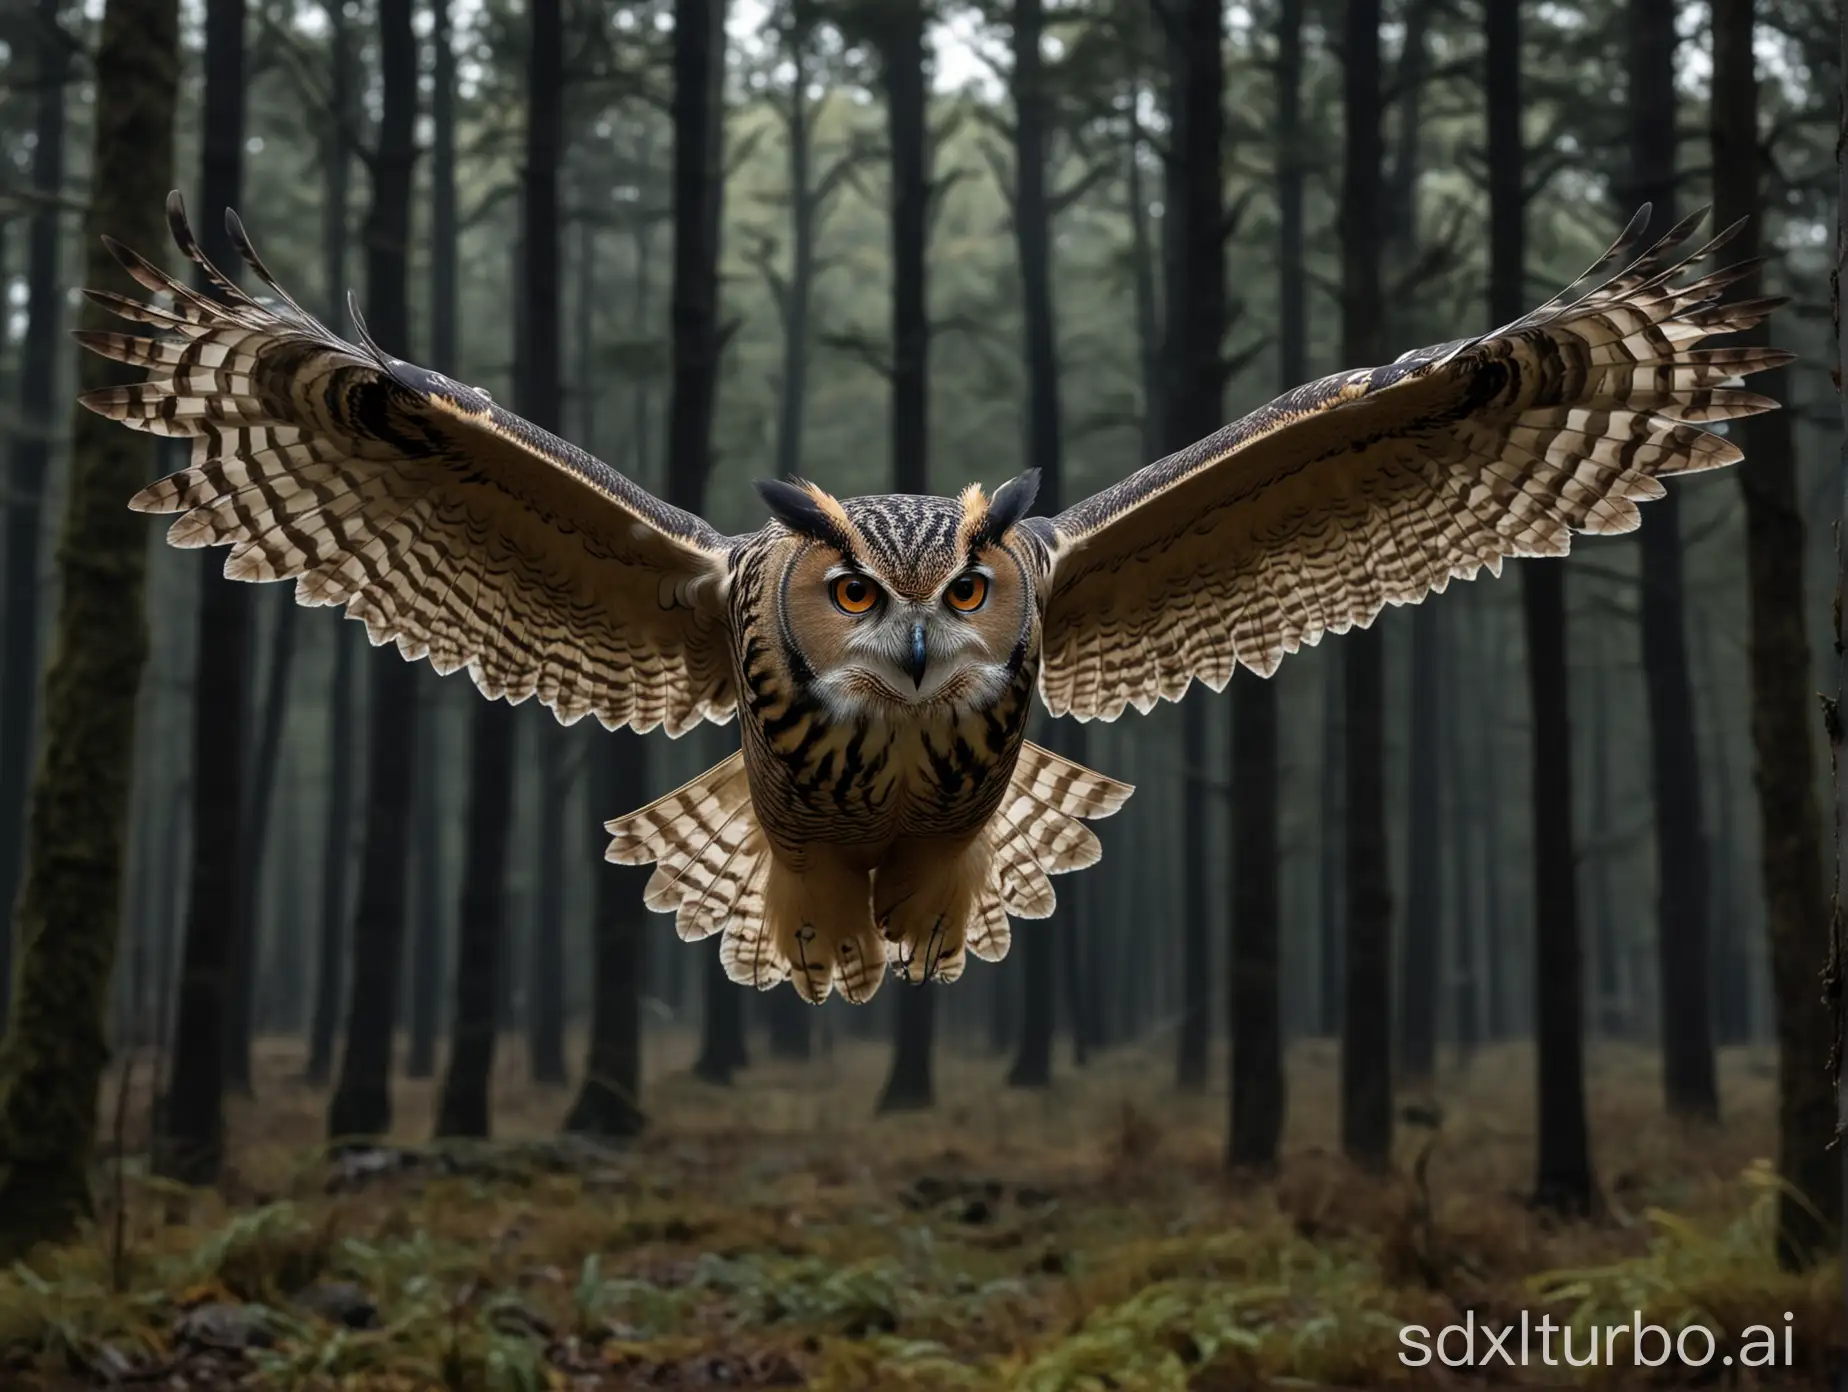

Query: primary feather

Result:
[1032,205,1790,722]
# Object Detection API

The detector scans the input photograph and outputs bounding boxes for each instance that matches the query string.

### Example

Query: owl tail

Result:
[602,751,881,1005]
[966,740,1136,966]
[603,750,771,948]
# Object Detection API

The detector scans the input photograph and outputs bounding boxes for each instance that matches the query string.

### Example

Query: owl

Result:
[80,196,1786,1003]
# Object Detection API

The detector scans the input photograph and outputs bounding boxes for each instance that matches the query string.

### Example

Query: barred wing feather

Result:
[1033,206,1791,722]
[78,192,737,737]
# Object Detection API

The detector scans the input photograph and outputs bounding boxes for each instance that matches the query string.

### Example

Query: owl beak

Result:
[904,621,929,689]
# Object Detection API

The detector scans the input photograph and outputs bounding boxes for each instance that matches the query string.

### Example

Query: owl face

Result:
[754,474,1043,723]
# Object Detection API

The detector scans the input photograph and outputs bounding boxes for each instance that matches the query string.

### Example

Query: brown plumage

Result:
[81,196,1786,1001]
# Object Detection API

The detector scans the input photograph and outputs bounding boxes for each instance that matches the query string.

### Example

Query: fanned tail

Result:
[604,752,770,947]
[964,739,1134,967]
[604,739,1134,1003]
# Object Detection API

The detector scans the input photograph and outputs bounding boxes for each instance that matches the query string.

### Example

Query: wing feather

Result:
[1036,206,1791,720]
[80,192,740,736]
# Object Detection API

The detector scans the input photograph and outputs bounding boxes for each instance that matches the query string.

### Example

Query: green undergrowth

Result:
[0,1140,1836,1391]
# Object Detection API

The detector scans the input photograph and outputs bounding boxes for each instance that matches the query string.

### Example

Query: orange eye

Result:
[830,574,880,615]
[946,572,988,612]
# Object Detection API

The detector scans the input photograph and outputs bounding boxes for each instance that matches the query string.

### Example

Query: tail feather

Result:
[604,739,1135,1001]
[605,753,767,945]
[971,739,1133,957]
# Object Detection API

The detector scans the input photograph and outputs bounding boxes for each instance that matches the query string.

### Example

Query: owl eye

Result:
[830,574,881,615]
[945,572,989,613]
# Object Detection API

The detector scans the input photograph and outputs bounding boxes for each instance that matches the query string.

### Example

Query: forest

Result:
[1,0,1847,1386]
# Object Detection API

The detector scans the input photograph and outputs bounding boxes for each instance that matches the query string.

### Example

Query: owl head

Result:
[753,471,1043,721]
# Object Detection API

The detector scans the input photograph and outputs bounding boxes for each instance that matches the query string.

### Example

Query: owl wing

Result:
[77,193,738,737]
[1031,207,1791,722]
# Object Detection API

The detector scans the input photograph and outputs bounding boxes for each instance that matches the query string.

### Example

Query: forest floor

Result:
[1,1031,1839,1390]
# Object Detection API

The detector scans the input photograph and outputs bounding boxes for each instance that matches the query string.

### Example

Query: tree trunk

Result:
[565,728,649,1136]
[1227,0,1298,1168]
[0,0,178,1258]
[326,0,420,1142]
[873,0,936,1114]
[1832,0,1848,1312]
[529,715,569,1085]
[224,588,297,1090]
[1587,647,1624,1036]
[666,0,735,1085]
[158,0,250,1184]
[434,702,516,1138]
[1400,601,1441,1084]
[880,0,928,497]
[1317,645,1344,1035]
[404,677,444,1079]
[1005,0,1066,1091]
[1177,698,1211,1088]
[1444,597,1480,1060]
[304,0,356,1087]
[1488,0,1594,1214]
[1692,621,1749,1046]
[1628,0,1719,1122]
[1338,0,1393,1172]
[1159,0,1226,1096]
[0,0,71,1031]
[1711,0,1839,1266]
[774,28,814,485]
[307,627,357,1083]
[879,987,936,1112]
[429,0,457,376]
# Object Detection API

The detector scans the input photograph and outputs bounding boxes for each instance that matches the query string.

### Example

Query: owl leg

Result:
[873,839,992,986]
[762,852,884,1005]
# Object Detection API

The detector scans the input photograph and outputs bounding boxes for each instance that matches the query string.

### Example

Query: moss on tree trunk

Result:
[0,0,178,1263]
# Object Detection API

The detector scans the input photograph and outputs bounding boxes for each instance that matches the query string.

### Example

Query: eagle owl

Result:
[80,197,1786,1003]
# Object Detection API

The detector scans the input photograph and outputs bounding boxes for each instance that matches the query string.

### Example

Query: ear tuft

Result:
[754,477,854,555]
[978,469,1041,543]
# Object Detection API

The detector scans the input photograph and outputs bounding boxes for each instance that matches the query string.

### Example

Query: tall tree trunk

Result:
[529,716,569,1084]
[326,0,420,1142]
[1628,0,1718,1122]
[1711,0,1839,1267]
[225,589,297,1089]
[0,0,70,1031]
[1338,0,1392,1172]
[565,728,648,1136]
[773,27,814,486]
[1228,0,1297,1169]
[1692,621,1749,1046]
[158,0,249,1184]
[1588,645,1624,1036]
[1489,0,1594,1214]
[404,678,444,1079]
[1400,600,1440,1084]
[1317,645,1344,1035]
[1831,0,1848,1308]
[1162,0,1226,1097]
[521,0,568,1090]
[433,702,516,1138]
[0,0,178,1258]
[873,0,936,1115]
[1125,100,1163,467]
[402,0,459,1086]
[307,626,357,1083]
[429,0,457,376]
[667,0,735,1087]
[1005,0,1064,1092]
[1444,596,1480,1060]
[305,0,356,1086]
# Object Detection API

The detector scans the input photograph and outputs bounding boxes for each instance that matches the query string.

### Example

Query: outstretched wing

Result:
[1031,207,1789,722]
[78,192,739,737]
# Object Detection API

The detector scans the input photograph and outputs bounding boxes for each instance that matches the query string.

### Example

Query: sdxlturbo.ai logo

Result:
[1399,1311,1796,1370]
